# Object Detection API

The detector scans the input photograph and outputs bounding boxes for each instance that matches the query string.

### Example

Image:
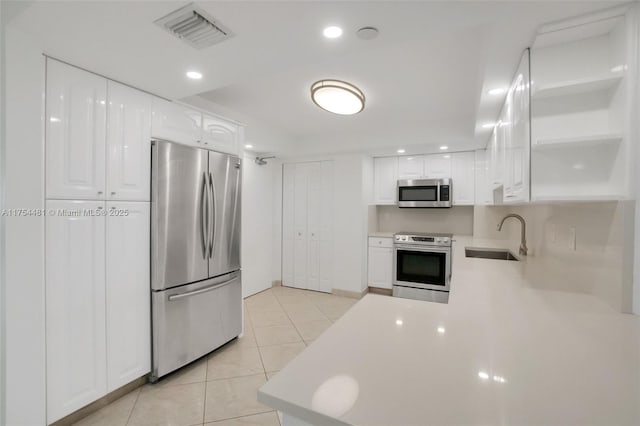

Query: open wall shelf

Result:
[532,73,623,100]
[532,133,622,150]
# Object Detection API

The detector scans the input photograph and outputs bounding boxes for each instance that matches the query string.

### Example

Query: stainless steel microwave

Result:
[397,178,452,208]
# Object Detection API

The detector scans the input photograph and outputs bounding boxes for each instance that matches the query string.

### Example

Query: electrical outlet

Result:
[569,227,576,251]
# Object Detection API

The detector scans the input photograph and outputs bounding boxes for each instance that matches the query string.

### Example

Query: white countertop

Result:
[368,231,395,238]
[258,236,640,425]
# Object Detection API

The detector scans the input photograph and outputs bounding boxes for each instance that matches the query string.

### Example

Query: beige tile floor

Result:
[73,286,357,426]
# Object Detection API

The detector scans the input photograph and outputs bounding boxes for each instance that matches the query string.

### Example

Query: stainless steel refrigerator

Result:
[150,139,242,381]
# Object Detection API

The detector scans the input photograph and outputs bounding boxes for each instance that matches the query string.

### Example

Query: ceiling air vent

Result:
[154,3,234,49]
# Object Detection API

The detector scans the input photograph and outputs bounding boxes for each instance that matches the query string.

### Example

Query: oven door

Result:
[393,245,451,291]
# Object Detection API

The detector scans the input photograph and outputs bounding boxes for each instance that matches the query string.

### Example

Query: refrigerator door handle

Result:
[208,171,216,259]
[200,172,208,259]
[167,276,238,301]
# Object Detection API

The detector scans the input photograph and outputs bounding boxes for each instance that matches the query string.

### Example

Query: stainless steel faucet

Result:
[497,214,528,256]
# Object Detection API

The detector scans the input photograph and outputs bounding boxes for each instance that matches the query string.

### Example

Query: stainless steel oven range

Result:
[392,232,452,303]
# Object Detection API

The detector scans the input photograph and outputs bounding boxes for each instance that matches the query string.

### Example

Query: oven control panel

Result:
[394,234,452,246]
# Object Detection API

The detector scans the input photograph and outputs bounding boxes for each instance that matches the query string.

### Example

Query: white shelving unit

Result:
[530,12,633,202]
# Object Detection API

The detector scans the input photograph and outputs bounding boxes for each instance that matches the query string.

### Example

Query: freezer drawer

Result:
[151,271,242,381]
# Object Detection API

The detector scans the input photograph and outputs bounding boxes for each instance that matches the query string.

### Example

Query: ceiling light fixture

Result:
[186,71,203,80]
[310,79,365,115]
[488,87,506,96]
[244,144,253,149]
[440,145,448,150]
[397,149,406,154]
[323,26,343,39]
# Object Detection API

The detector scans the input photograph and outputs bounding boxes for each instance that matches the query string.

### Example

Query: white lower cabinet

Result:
[282,161,333,293]
[106,202,150,391]
[46,200,107,423]
[367,238,393,289]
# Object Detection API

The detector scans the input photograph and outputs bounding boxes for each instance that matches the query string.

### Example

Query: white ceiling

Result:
[7,0,624,156]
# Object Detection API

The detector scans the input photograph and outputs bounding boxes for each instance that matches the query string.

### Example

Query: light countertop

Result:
[258,235,640,425]
[367,231,395,238]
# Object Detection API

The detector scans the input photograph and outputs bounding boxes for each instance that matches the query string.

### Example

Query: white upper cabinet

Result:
[151,97,202,146]
[424,154,452,178]
[201,113,241,155]
[373,157,398,205]
[46,200,107,423]
[107,82,152,201]
[46,59,106,200]
[503,50,531,204]
[106,202,150,392]
[474,150,492,205]
[397,155,424,179]
[451,152,475,205]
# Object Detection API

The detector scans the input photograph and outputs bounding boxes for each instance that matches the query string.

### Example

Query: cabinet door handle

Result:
[97,191,103,195]
[110,192,116,195]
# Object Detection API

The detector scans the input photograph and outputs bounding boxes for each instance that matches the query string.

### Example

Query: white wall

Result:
[4,26,46,425]
[475,202,635,313]
[331,155,369,294]
[0,3,6,424]
[241,155,276,297]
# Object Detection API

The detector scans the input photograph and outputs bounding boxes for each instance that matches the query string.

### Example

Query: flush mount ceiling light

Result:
[397,149,406,154]
[244,144,253,149]
[186,71,203,80]
[310,79,365,115]
[323,26,343,38]
[440,145,448,150]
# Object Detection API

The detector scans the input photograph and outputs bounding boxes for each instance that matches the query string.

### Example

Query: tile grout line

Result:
[124,387,142,426]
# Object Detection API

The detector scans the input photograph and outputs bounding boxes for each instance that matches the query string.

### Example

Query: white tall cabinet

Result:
[46,60,107,200]
[45,59,151,423]
[107,81,152,201]
[106,202,150,391]
[45,200,107,422]
[282,161,333,293]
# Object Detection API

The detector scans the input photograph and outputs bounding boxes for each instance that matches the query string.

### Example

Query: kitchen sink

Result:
[465,247,519,261]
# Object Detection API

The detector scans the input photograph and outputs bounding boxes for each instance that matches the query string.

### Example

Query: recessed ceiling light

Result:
[397,149,405,154]
[440,145,448,150]
[478,371,490,380]
[395,319,403,325]
[244,144,253,149]
[482,123,495,129]
[488,87,506,96]
[186,71,203,80]
[323,26,343,39]
[310,79,365,115]
[437,327,445,334]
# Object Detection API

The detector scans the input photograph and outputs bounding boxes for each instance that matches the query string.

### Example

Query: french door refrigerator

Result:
[150,139,242,381]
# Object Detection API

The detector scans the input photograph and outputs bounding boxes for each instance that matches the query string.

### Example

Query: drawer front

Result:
[368,237,393,248]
